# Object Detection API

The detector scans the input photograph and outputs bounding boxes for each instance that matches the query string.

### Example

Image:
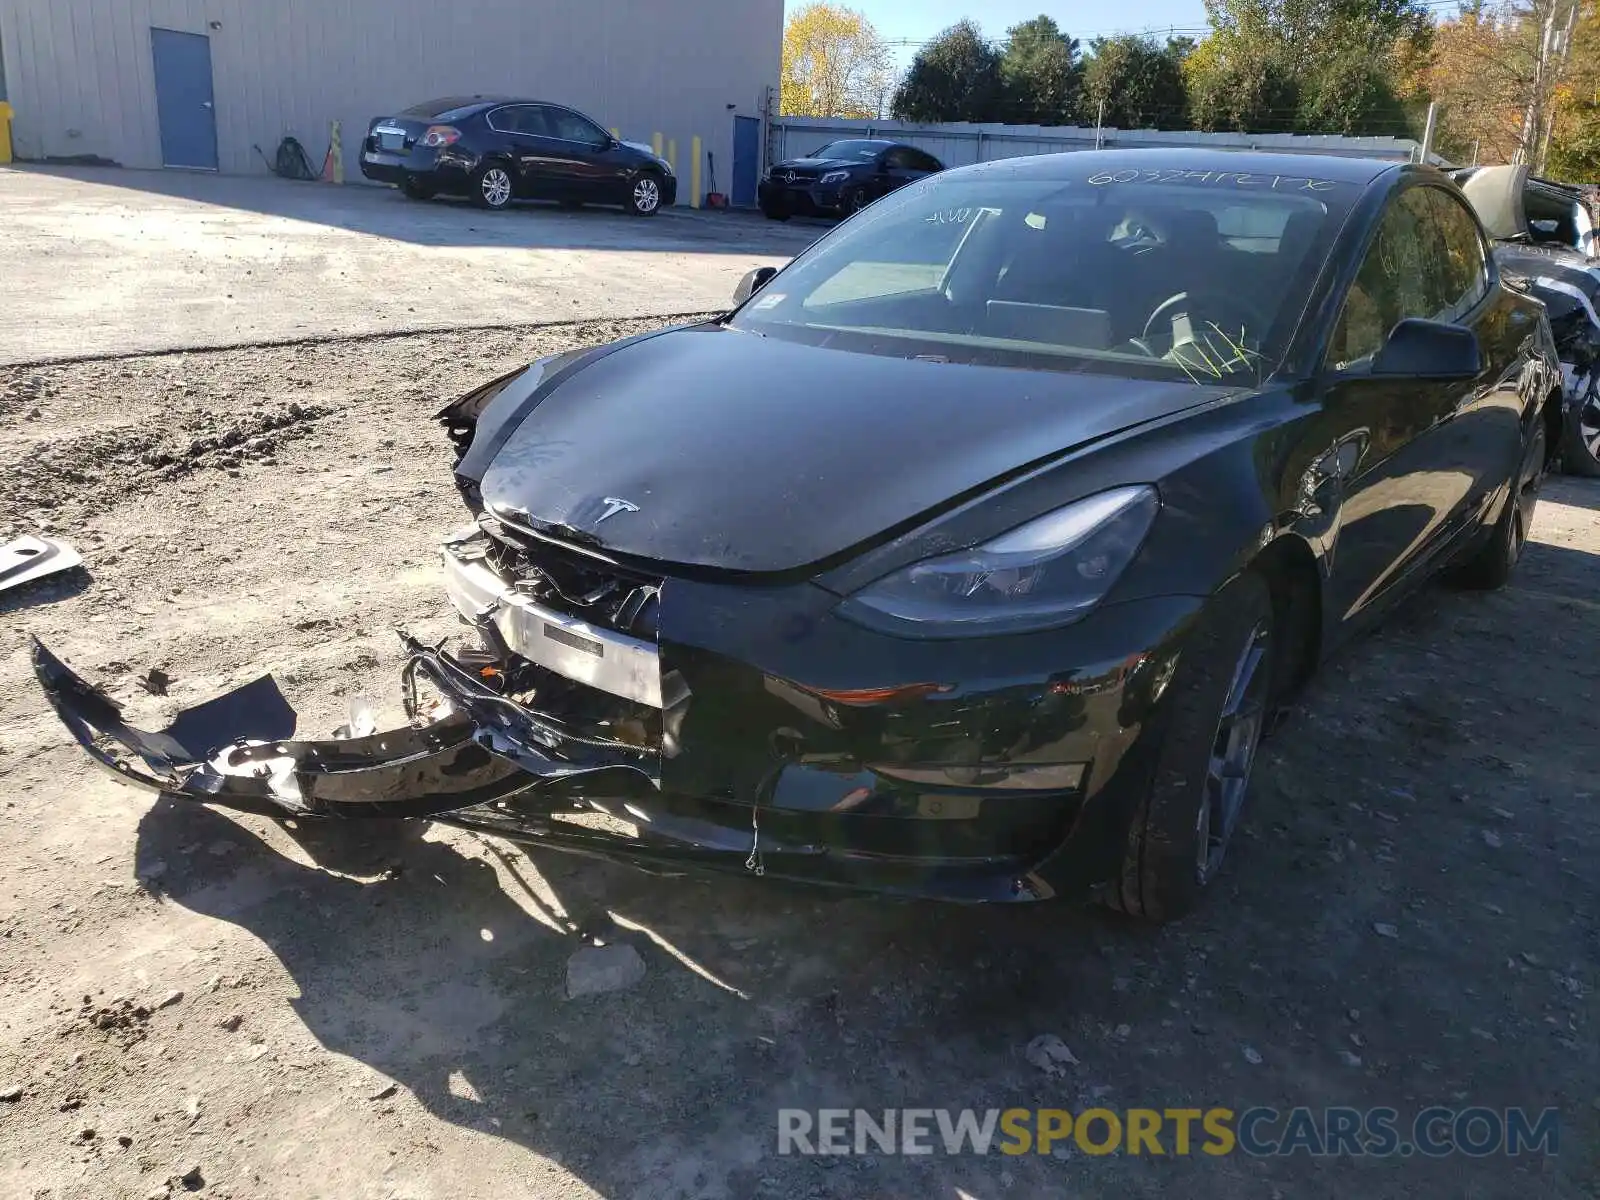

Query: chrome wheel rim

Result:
[1196,621,1271,884]
[1581,393,1600,463]
[633,178,660,213]
[481,168,512,207]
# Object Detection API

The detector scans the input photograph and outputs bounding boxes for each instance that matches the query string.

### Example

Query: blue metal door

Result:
[731,115,760,207]
[150,29,218,170]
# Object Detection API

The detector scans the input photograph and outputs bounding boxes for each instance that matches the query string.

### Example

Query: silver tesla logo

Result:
[595,496,639,524]
[783,170,795,183]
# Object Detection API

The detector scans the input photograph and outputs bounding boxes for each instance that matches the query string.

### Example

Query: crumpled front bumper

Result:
[31,634,652,821]
[30,631,1094,902]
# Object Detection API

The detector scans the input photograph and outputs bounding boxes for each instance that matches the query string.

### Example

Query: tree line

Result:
[779,0,1600,180]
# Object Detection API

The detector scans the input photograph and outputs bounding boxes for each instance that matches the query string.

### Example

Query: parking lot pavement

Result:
[0,166,819,365]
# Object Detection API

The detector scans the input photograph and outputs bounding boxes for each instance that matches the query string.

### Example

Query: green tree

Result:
[891,19,1005,122]
[1082,35,1193,129]
[781,2,894,118]
[1186,0,1432,135]
[1547,4,1600,180]
[999,16,1084,125]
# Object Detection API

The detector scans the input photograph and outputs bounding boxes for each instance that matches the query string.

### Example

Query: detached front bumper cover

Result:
[31,634,653,821]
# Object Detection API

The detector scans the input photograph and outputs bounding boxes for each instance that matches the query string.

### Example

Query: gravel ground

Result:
[0,322,1597,1200]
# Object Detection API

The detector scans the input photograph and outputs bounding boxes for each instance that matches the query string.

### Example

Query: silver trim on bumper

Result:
[440,529,664,708]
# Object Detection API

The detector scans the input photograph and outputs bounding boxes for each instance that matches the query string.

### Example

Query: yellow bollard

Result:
[610,127,619,139]
[0,102,13,166]
[329,120,344,184]
[666,138,676,176]
[652,131,663,158]
[690,135,702,208]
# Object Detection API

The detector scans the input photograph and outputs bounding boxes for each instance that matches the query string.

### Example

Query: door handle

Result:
[201,101,214,110]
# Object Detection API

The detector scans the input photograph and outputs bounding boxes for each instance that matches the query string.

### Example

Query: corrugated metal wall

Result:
[0,0,781,199]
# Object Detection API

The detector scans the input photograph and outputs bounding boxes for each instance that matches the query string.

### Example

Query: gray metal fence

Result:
[767,116,1436,178]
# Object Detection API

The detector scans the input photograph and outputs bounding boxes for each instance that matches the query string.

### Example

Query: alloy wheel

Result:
[633,177,660,214]
[1194,620,1271,884]
[1581,392,1600,463]
[481,168,512,208]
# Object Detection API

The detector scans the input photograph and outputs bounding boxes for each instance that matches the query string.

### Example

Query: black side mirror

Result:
[733,265,779,306]
[1370,318,1482,380]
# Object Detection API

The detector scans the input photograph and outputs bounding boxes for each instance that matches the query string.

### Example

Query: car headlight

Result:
[839,486,1160,637]
[820,170,850,186]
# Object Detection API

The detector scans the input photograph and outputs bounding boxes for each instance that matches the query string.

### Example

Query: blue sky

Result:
[832,0,1215,68]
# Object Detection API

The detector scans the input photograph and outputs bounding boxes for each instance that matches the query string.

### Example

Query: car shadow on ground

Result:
[130,536,1600,1199]
[5,166,822,257]
[1546,472,1600,512]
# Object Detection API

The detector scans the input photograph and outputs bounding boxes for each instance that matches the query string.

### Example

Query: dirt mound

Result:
[0,391,333,528]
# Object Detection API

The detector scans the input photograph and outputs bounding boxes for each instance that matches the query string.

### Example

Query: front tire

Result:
[842,185,869,216]
[1450,415,1547,590]
[627,172,663,216]
[471,162,514,211]
[1103,571,1276,923]
[761,204,789,222]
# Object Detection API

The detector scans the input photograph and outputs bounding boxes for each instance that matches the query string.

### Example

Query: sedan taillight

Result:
[422,125,461,148]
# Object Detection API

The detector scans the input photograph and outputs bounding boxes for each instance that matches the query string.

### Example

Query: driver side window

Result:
[1331,190,1446,369]
[544,107,607,146]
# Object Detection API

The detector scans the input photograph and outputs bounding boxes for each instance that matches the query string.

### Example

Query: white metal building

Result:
[0,0,781,204]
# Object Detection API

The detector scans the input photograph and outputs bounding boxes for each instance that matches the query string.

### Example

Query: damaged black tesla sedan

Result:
[35,149,1559,921]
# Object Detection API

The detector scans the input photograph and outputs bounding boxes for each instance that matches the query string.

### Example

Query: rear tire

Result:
[627,172,663,216]
[1103,571,1276,923]
[1450,416,1546,590]
[471,162,514,211]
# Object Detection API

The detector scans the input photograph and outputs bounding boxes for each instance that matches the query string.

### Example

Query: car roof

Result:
[402,95,513,116]
[404,95,594,118]
[943,147,1404,185]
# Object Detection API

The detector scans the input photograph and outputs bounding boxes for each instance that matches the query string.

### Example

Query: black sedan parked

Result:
[759,138,942,220]
[359,95,677,215]
[36,149,1558,923]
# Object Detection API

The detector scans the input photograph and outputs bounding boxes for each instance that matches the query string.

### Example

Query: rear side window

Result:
[488,106,544,135]
[907,150,943,172]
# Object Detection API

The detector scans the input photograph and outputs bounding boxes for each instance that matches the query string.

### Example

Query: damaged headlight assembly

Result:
[839,485,1161,637]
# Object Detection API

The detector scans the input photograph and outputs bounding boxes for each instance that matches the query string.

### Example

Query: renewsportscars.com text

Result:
[777,1106,1559,1158]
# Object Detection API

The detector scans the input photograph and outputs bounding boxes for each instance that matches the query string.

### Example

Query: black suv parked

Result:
[759,139,943,220]
[360,96,677,215]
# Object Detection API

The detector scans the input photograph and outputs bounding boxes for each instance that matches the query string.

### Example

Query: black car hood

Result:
[477,325,1235,574]
[772,156,861,172]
